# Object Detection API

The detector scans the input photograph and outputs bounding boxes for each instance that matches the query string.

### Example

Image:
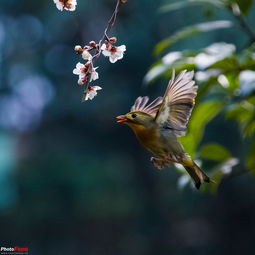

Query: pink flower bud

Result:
[109,37,117,43]
[89,41,96,47]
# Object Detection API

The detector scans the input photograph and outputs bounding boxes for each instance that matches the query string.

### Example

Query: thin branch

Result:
[233,14,255,44]
[228,3,255,45]
[81,0,125,102]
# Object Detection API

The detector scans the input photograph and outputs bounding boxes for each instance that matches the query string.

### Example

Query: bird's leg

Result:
[150,157,164,170]
[150,157,172,170]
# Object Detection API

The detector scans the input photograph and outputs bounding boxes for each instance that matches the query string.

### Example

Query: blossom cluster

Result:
[73,38,126,101]
[53,0,77,11]
[53,0,128,101]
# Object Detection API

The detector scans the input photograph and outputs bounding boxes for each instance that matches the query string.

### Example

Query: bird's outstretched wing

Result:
[130,96,163,117]
[155,70,197,136]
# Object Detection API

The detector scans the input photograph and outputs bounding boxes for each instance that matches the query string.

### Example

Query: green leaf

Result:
[179,101,223,157]
[232,0,253,15]
[226,97,255,136]
[200,143,232,162]
[209,55,238,71]
[196,76,219,101]
[240,57,255,72]
[155,20,232,55]
[159,0,225,13]
[225,72,240,92]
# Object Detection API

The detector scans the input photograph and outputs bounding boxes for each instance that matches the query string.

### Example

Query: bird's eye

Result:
[131,113,137,118]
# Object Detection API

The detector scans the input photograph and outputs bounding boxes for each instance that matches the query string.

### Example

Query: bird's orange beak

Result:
[116,115,127,123]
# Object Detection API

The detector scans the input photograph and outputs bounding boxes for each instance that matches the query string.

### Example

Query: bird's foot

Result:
[150,157,171,170]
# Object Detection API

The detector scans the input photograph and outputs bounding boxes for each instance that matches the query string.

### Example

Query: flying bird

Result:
[116,70,212,189]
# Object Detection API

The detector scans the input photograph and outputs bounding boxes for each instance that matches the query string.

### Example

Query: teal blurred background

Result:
[0,0,255,254]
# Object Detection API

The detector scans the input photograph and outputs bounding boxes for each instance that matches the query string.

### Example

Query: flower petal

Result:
[101,44,107,50]
[92,86,102,91]
[82,50,92,60]
[102,49,111,57]
[118,45,126,52]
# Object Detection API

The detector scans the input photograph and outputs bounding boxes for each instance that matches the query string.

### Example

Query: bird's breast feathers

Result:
[127,123,165,155]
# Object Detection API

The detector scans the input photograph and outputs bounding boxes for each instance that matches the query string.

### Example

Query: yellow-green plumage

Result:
[117,70,212,189]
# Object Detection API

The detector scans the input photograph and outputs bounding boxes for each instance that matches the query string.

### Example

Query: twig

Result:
[233,14,255,44]
[228,3,255,45]
[81,0,125,102]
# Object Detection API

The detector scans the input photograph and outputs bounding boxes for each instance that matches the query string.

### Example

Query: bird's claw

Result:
[150,157,170,170]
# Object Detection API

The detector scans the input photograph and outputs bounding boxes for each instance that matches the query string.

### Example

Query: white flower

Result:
[66,0,77,11]
[85,86,102,101]
[78,77,86,85]
[82,50,92,61]
[53,0,77,11]
[73,63,99,85]
[101,43,126,63]
[73,62,86,78]
[90,67,99,82]
[73,62,87,84]
[53,0,64,11]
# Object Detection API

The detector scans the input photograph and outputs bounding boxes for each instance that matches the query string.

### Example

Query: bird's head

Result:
[116,111,154,128]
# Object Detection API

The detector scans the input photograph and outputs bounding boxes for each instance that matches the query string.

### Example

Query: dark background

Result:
[0,0,255,254]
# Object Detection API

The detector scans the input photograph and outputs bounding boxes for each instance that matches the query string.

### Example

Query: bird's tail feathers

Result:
[183,157,213,189]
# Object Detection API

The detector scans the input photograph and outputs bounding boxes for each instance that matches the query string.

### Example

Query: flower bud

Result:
[109,37,117,43]
[85,61,91,68]
[74,45,83,54]
[89,41,96,47]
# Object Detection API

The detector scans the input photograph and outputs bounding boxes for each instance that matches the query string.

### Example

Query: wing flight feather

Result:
[155,70,197,136]
[131,96,163,116]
